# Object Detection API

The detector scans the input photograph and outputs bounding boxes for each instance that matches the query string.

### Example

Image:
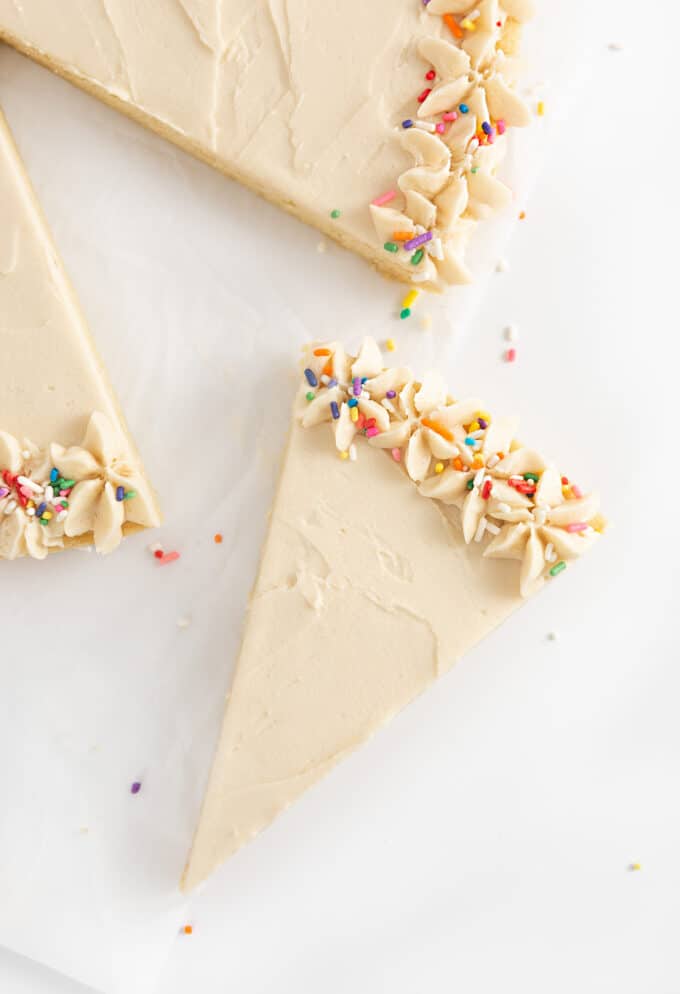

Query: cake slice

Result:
[0,0,533,290]
[182,339,603,889]
[0,109,159,559]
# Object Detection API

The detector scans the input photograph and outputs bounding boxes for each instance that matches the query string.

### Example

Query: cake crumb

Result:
[316,240,327,253]
[496,257,510,273]
[608,41,624,51]
[177,616,191,630]
[420,313,432,331]
[547,631,559,642]
[629,862,641,872]
[504,324,519,343]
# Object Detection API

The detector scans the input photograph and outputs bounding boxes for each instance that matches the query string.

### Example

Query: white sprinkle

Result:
[474,517,487,543]
[320,374,331,385]
[473,468,485,488]
[414,120,436,132]
[486,520,501,535]
[487,453,500,468]
[21,449,31,460]
[509,475,523,485]
[471,429,484,439]
[427,236,444,260]
[177,616,192,630]
[468,8,480,20]
[3,500,17,515]
[533,507,547,525]
[450,445,460,457]
[411,271,430,283]
[56,510,68,523]
[547,631,559,641]
[497,501,512,515]
[504,324,519,343]
[544,542,556,563]
[496,257,510,273]
[149,542,163,554]
[26,507,36,517]
[17,475,43,494]
[349,443,358,462]
[468,138,480,154]
[44,485,54,502]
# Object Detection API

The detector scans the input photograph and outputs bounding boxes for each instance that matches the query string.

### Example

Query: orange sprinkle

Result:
[322,359,333,377]
[313,348,331,356]
[421,417,454,441]
[392,230,415,241]
[214,533,223,544]
[472,455,484,469]
[443,13,464,39]
[183,925,193,935]
[519,211,526,220]
[453,457,464,471]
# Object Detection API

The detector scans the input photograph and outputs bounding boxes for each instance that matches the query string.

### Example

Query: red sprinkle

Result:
[154,549,164,559]
[425,70,435,80]
[159,551,180,566]
[506,348,517,363]
[418,88,432,103]
[481,479,493,500]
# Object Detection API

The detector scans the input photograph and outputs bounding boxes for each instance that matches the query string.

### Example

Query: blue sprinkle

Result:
[348,398,359,408]
[459,103,469,114]
[330,401,340,420]
[482,121,492,135]
[327,378,338,388]
[361,377,368,384]
[304,367,318,387]
[36,502,47,516]
[50,468,59,483]
[116,485,125,502]
[464,436,475,446]
[402,119,414,129]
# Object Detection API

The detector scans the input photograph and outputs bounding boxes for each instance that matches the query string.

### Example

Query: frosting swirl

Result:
[370,0,533,289]
[298,339,605,598]
[0,412,157,560]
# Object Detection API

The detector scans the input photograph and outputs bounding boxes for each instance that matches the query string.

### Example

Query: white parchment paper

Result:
[0,9,595,991]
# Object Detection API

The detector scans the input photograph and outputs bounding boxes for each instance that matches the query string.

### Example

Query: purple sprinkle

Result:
[403,230,433,252]
[330,401,340,420]
[304,367,318,387]
[386,390,397,399]
[402,119,414,129]
[352,377,362,397]
[478,418,488,429]
[327,378,338,388]
[0,488,8,499]
[116,485,125,502]
[131,782,142,795]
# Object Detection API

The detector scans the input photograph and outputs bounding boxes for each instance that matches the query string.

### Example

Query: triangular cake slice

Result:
[182,338,603,889]
[0,109,159,559]
[0,0,533,290]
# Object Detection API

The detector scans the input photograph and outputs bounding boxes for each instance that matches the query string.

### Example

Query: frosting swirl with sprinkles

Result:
[298,339,605,598]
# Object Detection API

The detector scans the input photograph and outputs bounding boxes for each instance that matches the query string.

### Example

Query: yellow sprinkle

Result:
[42,511,53,520]
[537,100,545,116]
[469,420,481,432]
[630,862,641,872]
[350,407,359,422]
[339,450,349,461]
[386,338,396,352]
[476,410,492,422]
[461,17,476,30]
[402,289,419,310]
[435,462,445,474]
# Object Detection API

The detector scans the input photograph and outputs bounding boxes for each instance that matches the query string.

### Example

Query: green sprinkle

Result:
[400,308,411,320]
[384,241,399,253]
[471,166,479,173]
[466,479,475,491]
[411,248,424,266]
[39,518,49,526]
[549,561,567,577]
[330,209,341,219]
[61,479,75,488]
[123,490,137,501]
[523,472,539,482]
[306,391,315,402]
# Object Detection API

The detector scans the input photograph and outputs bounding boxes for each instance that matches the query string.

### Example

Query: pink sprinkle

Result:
[566,522,588,533]
[371,189,396,207]
[365,427,380,439]
[571,484,583,498]
[505,348,517,363]
[20,486,32,499]
[442,111,458,122]
[435,122,446,133]
[391,448,402,462]
[158,551,180,565]
[496,119,506,135]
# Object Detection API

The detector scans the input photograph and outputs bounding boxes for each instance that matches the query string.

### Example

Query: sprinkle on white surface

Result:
[608,41,624,51]
[504,324,519,342]
[177,617,192,630]
[496,257,510,273]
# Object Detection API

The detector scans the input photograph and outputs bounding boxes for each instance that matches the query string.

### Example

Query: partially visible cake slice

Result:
[0,109,159,560]
[182,338,603,890]
[0,0,533,290]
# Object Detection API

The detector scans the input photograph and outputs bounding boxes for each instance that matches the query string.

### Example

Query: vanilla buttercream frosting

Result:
[0,109,160,559]
[0,0,532,290]
[182,338,603,890]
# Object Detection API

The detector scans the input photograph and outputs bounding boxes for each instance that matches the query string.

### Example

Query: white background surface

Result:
[1,1,679,991]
